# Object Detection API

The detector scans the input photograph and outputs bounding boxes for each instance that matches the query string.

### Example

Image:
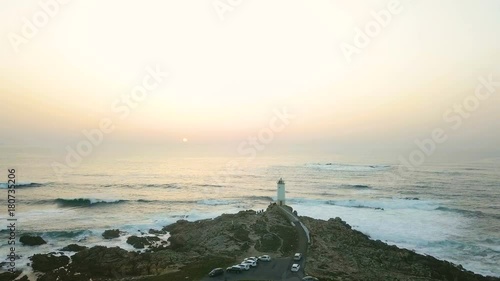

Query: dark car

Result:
[226,266,243,273]
[208,268,224,277]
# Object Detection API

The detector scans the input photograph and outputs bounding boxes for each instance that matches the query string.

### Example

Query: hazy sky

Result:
[1,0,499,160]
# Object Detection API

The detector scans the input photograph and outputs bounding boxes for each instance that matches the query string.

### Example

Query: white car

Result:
[291,264,301,272]
[226,266,243,273]
[259,255,271,261]
[238,263,250,271]
[242,260,257,267]
[294,253,302,261]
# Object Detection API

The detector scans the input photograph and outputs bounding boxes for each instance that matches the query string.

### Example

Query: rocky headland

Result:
[301,216,498,281]
[2,205,499,281]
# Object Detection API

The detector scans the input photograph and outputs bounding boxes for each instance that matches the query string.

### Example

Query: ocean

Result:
[1,152,499,277]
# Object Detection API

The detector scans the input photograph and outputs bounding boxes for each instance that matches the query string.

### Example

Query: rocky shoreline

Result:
[1,205,499,281]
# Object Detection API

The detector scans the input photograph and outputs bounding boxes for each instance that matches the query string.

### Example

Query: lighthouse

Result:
[277,178,285,206]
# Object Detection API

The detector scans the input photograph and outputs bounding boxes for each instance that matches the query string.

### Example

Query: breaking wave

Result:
[325,199,437,211]
[143,183,181,189]
[196,199,236,206]
[340,184,372,189]
[246,196,274,202]
[55,198,127,207]
[436,207,500,220]
[306,163,391,172]
[0,182,45,189]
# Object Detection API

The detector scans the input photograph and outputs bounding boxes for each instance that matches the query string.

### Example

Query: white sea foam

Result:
[325,198,439,211]
[305,163,391,172]
[89,198,123,204]
[0,182,43,188]
[196,199,236,206]
[294,198,464,244]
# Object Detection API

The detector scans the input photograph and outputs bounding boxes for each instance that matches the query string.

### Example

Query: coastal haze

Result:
[1,0,500,280]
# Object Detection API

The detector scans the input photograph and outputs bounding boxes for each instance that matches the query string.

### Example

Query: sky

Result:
[1,0,499,161]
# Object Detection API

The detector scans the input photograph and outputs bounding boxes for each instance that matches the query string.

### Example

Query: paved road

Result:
[201,257,305,281]
[278,206,309,257]
[200,206,310,281]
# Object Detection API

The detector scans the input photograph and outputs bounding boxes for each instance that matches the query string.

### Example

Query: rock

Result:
[61,244,88,252]
[31,254,70,272]
[70,246,138,276]
[37,268,88,281]
[127,235,149,249]
[167,235,187,251]
[27,207,500,281]
[19,235,46,246]
[232,224,251,242]
[148,229,166,235]
[240,242,251,251]
[302,216,500,281]
[251,218,268,235]
[56,246,175,279]
[126,236,160,249]
[255,233,280,252]
[102,229,120,239]
[0,271,22,281]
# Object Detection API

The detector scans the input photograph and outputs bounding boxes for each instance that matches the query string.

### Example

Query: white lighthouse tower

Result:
[277,178,286,206]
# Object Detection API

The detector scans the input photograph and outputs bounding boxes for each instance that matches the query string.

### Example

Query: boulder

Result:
[70,246,137,277]
[148,229,166,235]
[0,271,22,281]
[61,244,88,252]
[102,229,120,239]
[19,235,46,246]
[126,236,160,249]
[167,235,187,251]
[31,254,70,272]
[37,268,89,281]
[66,246,171,278]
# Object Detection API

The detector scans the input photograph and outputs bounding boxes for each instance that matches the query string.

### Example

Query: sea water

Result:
[0,152,499,277]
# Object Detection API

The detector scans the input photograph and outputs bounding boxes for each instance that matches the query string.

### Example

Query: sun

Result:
[182,138,188,143]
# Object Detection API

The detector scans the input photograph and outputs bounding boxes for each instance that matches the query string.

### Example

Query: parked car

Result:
[208,268,224,277]
[258,255,271,261]
[226,266,242,273]
[291,264,301,272]
[238,263,250,271]
[302,276,319,281]
[246,256,259,262]
[294,253,302,261]
[242,259,257,267]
